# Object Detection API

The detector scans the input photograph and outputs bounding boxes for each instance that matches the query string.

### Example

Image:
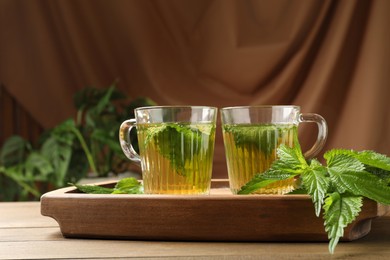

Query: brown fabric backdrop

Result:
[1,0,389,178]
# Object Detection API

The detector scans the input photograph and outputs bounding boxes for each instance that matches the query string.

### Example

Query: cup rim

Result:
[135,105,218,111]
[221,105,300,110]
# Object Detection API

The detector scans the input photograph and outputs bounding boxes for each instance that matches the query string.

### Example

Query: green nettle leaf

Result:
[286,188,307,194]
[112,177,144,194]
[329,169,390,204]
[275,145,307,171]
[356,150,390,171]
[145,123,213,175]
[73,183,114,194]
[238,145,305,194]
[325,149,390,172]
[73,177,143,195]
[260,145,307,178]
[115,177,140,189]
[239,146,390,254]
[325,153,365,174]
[365,166,390,184]
[323,149,356,159]
[261,164,297,180]
[238,175,282,195]
[223,125,296,156]
[326,152,390,203]
[323,193,363,254]
[301,159,329,216]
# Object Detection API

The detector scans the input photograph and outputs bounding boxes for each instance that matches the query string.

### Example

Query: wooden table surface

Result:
[1,202,389,260]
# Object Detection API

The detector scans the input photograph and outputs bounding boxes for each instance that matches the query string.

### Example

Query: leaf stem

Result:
[70,127,98,174]
[76,109,83,126]
[0,167,41,198]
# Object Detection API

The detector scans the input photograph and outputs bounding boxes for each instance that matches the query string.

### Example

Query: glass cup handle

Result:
[119,119,141,164]
[299,113,328,159]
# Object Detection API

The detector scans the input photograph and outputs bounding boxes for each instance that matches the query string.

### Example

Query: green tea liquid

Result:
[137,123,215,194]
[223,124,298,194]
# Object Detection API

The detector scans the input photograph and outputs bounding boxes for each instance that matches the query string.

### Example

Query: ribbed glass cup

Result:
[119,106,217,194]
[221,106,327,194]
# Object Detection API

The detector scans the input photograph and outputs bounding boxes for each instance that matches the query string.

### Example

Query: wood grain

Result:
[1,202,390,259]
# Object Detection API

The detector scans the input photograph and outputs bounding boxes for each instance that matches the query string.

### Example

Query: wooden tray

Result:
[40,180,388,242]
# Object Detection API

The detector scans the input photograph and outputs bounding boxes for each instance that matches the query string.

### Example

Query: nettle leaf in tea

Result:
[222,124,298,194]
[140,123,215,176]
[238,145,390,254]
[223,124,295,156]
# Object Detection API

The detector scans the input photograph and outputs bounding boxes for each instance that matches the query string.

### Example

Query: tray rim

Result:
[40,180,389,216]
[40,179,389,242]
[41,179,316,201]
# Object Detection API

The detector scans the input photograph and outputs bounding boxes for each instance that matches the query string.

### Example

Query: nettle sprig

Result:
[238,145,390,254]
[72,177,143,194]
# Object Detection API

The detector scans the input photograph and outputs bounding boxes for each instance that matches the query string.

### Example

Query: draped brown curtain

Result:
[1,0,389,178]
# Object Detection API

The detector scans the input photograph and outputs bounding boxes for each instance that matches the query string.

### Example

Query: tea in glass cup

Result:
[119,106,217,194]
[221,106,327,194]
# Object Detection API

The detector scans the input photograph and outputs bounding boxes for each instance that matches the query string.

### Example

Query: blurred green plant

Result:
[0,84,156,201]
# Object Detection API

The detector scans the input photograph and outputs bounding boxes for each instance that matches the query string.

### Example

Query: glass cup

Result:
[119,106,217,194]
[221,106,327,194]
